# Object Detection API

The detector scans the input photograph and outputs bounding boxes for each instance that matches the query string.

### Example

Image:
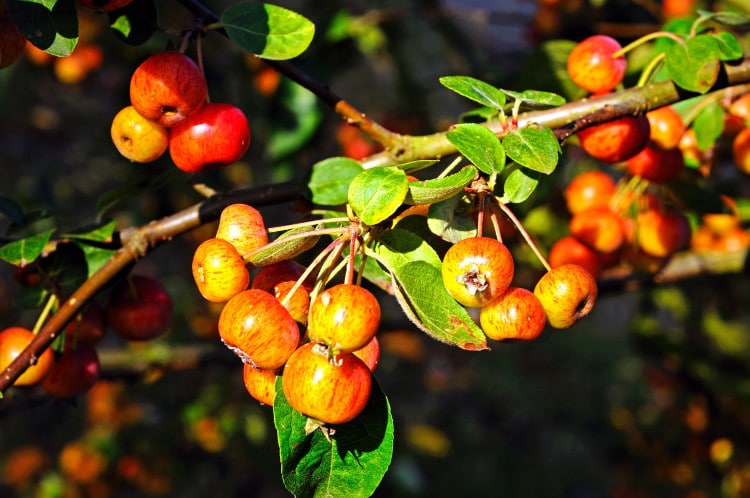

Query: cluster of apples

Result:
[0,272,173,397]
[110,51,251,173]
[440,235,598,339]
[191,203,380,427]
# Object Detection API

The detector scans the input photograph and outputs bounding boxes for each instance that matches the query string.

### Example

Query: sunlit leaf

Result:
[308,157,363,206]
[503,167,540,204]
[426,194,476,243]
[222,2,315,60]
[0,229,54,267]
[371,228,442,272]
[665,35,721,93]
[247,226,319,267]
[405,166,477,205]
[502,125,560,174]
[348,167,409,226]
[446,123,505,175]
[439,75,506,110]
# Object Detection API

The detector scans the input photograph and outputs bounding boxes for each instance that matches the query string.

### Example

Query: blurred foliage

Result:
[2,0,750,497]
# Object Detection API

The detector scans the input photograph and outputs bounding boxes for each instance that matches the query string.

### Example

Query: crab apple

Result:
[732,127,750,174]
[106,274,173,341]
[242,364,278,406]
[352,336,380,372]
[110,105,169,163]
[282,342,372,426]
[441,236,515,308]
[0,9,26,69]
[273,280,311,324]
[53,43,103,85]
[533,264,598,329]
[569,206,625,254]
[729,93,750,122]
[41,343,100,398]
[566,35,626,94]
[626,145,685,184]
[646,105,685,150]
[479,287,546,341]
[564,170,617,215]
[577,115,650,164]
[215,203,268,257]
[64,303,106,347]
[218,289,299,370]
[129,51,207,128]
[192,237,250,303]
[307,283,381,354]
[549,235,603,279]
[0,327,54,387]
[252,260,312,294]
[168,102,251,173]
[76,0,133,11]
[636,208,690,258]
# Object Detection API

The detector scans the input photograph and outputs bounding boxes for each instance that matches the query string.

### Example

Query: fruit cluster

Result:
[441,235,598,337]
[191,203,381,429]
[0,272,173,397]
[111,51,251,173]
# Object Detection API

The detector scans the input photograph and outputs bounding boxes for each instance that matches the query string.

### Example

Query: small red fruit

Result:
[242,364,278,406]
[192,237,250,303]
[564,170,617,215]
[251,260,312,293]
[64,303,106,347]
[307,284,381,353]
[110,105,169,163]
[569,206,625,254]
[441,236,515,308]
[273,280,311,324]
[352,336,380,372]
[129,51,207,128]
[732,127,750,174]
[53,43,103,85]
[533,264,598,329]
[41,343,100,398]
[577,115,651,163]
[646,105,685,150]
[215,203,268,257]
[567,35,627,94]
[548,235,603,279]
[635,208,690,258]
[168,102,251,173]
[0,327,54,387]
[106,275,173,341]
[218,289,299,370]
[282,342,372,426]
[479,287,546,341]
[626,145,685,184]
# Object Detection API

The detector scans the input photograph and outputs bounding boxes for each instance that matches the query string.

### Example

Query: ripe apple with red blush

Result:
[569,206,625,254]
[353,336,380,372]
[242,364,278,406]
[626,145,685,183]
[129,51,208,128]
[549,235,603,279]
[168,102,251,173]
[533,264,598,329]
[110,105,169,163]
[479,287,546,341]
[577,115,650,163]
[645,105,685,150]
[564,170,617,215]
[567,35,627,94]
[0,326,55,387]
[215,204,268,257]
[106,274,173,341]
[192,237,250,303]
[41,342,100,398]
[64,303,106,347]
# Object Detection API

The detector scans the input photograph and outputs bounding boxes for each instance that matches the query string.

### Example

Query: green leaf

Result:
[108,0,158,46]
[502,125,560,174]
[8,0,78,56]
[696,10,750,29]
[664,35,721,93]
[693,101,724,152]
[222,3,315,60]
[275,377,394,498]
[308,157,363,206]
[439,75,506,110]
[405,166,477,205]
[371,228,442,272]
[0,229,54,266]
[396,159,440,174]
[388,260,488,350]
[711,32,743,61]
[61,220,117,243]
[76,244,116,278]
[246,226,319,267]
[426,194,476,243]
[500,88,566,109]
[348,167,409,226]
[446,123,505,175]
[503,167,540,204]
[266,82,323,160]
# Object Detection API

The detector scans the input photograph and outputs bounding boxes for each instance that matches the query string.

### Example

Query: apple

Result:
[129,51,207,128]
[53,43,104,85]
[577,115,651,164]
[168,102,251,173]
[215,203,268,257]
[110,105,169,163]
[41,342,100,398]
[0,326,55,386]
[533,264,598,329]
[549,235,603,279]
[564,170,617,215]
[626,145,685,184]
[479,287,546,341]
[566,35,626,94]
[106,274,173,341]
[568,206,625,254]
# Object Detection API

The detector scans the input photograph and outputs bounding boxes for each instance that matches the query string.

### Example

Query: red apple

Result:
[129,51,207,128]
[41,343,100,398]
[168,102,251,173]
[533,264,598,329]
[106,274,173,341]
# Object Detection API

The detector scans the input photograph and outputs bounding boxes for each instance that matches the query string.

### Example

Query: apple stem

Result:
[195,35,210,104]
[496,198,551,272]
[489,208,503,244]
[636,52,666,87]
[32,294,58,336]
[612,31,685,59]
[267,216,350,233]
[345,230,358,286]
